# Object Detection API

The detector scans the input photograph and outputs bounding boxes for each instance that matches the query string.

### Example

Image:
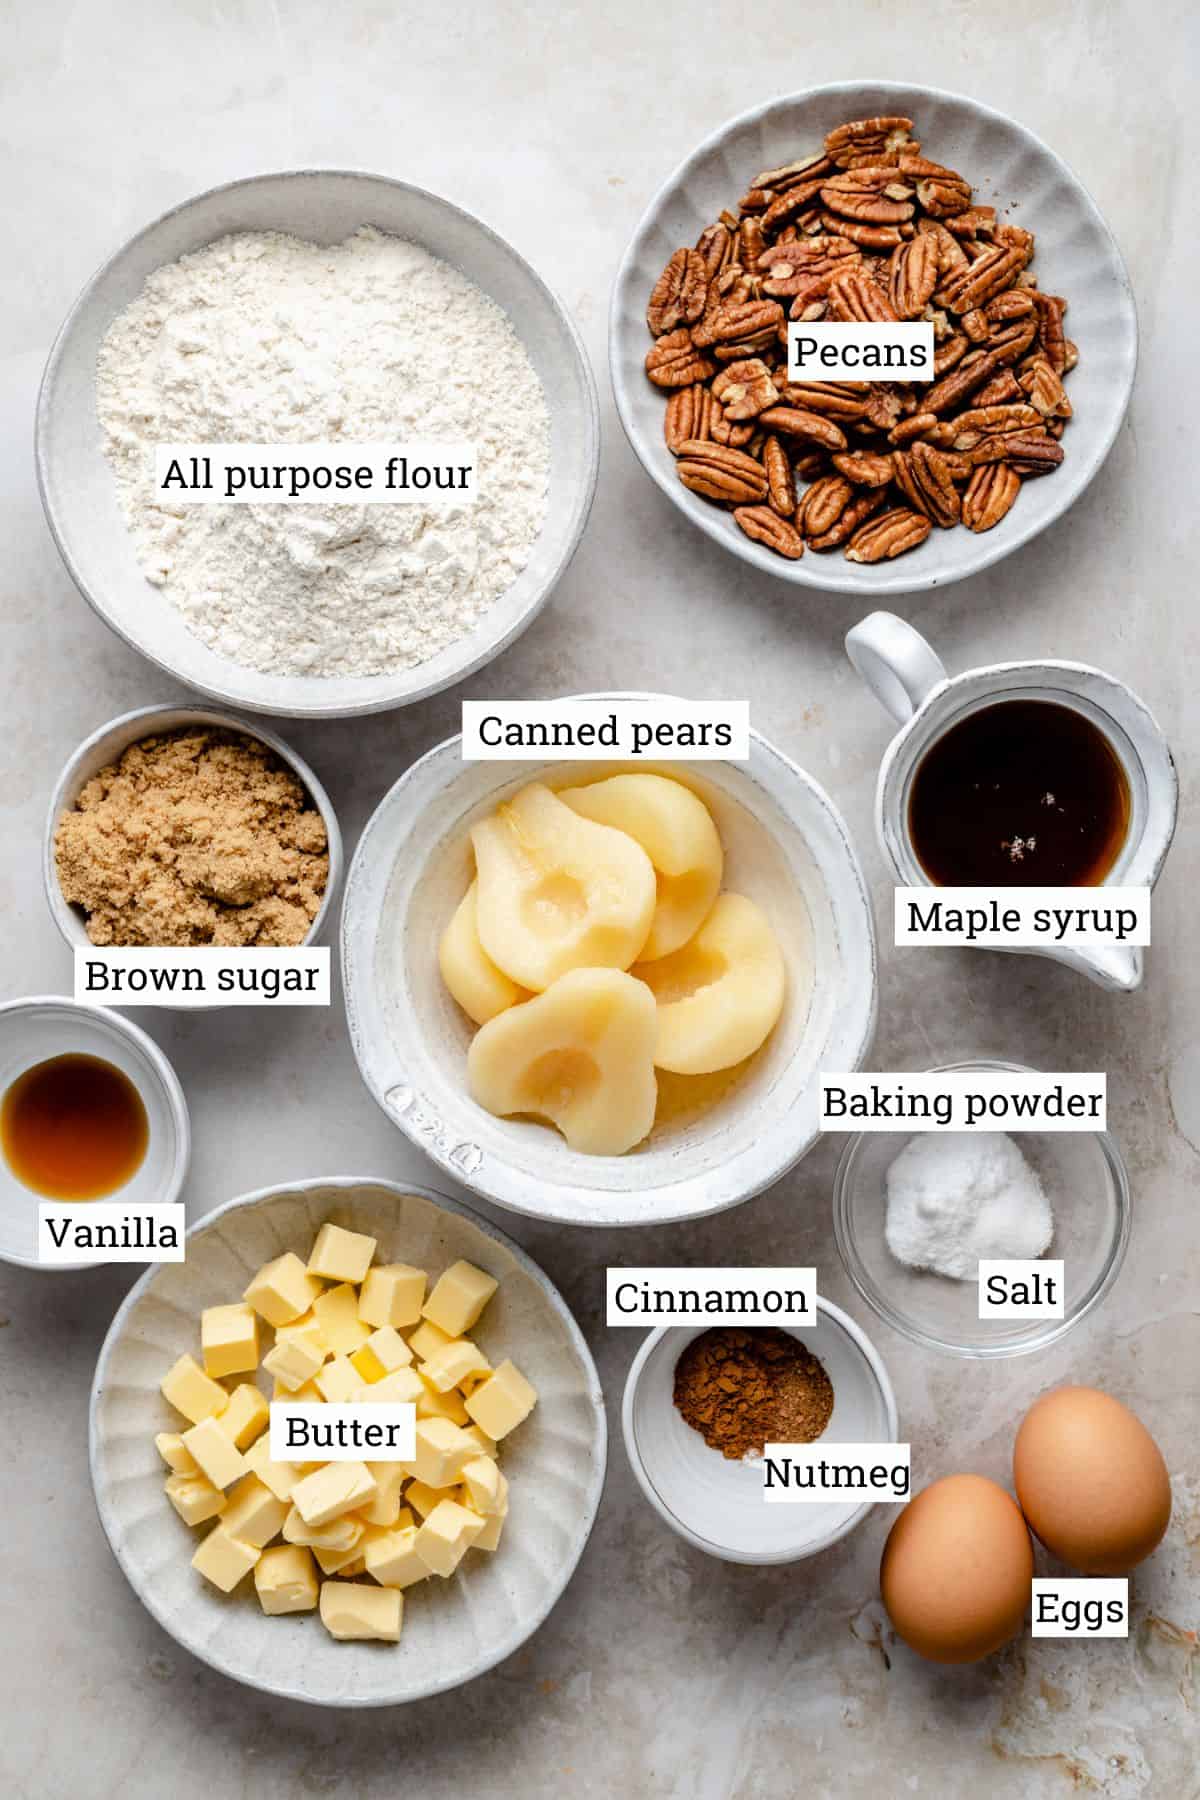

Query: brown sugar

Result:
[54,727,328,947]
[672,1326,834,1461]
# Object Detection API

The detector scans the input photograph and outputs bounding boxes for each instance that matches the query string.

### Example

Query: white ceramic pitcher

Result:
[845,612,1178,992]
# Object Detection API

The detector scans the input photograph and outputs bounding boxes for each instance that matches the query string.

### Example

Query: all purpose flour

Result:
[95,227,551,677]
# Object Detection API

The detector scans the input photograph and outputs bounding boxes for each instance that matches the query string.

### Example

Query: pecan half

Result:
[645,329,716,389]
[889,235,939,319]
[943,205,997,238]
[968,430,1065,475]
[832,449,895,487]
[951,403,1042,448]
[827,266,899,322]
[807,488,888,549]
[888,410,939,447]
[763,435,797,516]
[915,172,972,217]
[757,406,848,451]
[780,380,872,420]
[758,235,860,299]
[822,167,916,225]
[844,507,932,562]
[675,440,768,504]
[733,505,804,558]
[893,443,961,527]
[961,463,1021,532]
[795,475,854,537]
[711,358,780,420]
[916,216,969,273]
[973,370,1024,407]
[922,348,1000,415]
[691,299,785,349]
[761,180,830,234]
[754,152,832,190]
[647,249,709,336]
[1032,292,1068,374]
[819,213,908,249]
[695,223,735,281]
[824,116,914,168]
[936,246,1027,314]
[664,383,712,452]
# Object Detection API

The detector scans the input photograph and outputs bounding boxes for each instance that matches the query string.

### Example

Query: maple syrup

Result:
[1,1053,148,1199]
[908,699,1131,887]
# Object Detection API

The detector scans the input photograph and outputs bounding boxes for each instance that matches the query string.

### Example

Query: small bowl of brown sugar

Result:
[44,706,342,976]
[621,1301,897,1563]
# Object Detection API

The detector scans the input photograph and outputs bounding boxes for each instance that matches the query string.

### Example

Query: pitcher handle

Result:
[846,612,948,725]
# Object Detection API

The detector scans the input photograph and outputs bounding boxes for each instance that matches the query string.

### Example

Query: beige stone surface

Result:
[0,1,1196,1793]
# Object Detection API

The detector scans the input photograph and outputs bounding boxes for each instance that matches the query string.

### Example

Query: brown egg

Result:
[880,1474,1033,1664]
[1014,1385,1171,1575]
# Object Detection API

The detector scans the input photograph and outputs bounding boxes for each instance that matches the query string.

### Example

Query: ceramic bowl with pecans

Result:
[611,84,1137,594]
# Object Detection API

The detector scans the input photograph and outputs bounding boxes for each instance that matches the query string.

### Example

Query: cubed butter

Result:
[283,1508,365,1552]
[416,1374,470,1425]
[421,1260,498,1337]
[407,1318,453,1363]
[359,1262,426,1329]
[473,1508,506,1553]
[364,1523,432,1590]
[407,1417,477,1489]
[272,1377,324,1404]
[263,1322,327,1392]
[461,1455,507,1517]
[291,1460,377,1527]
[181,1416,249,1491]
[360,1461,408,1527]
[155,1432,198,1475]
[465,1359,537,1441]
[319,1581,402,1643]
[420,1336,491,1394]
[200,1303,259,1379]
[161,1354,229,1425]
[164,1472,226,1527]
[314,1354,368,1404]
[243,1251,322,1328]
[312,1283,371,1355]
[314,1537,372,1575]
[192,1525,260,1593]
[243,1436,302,1502]
[404,1479,456,1520]
[414,1499,484,1577]
[220,1474,289,1548]
[363,1367,425,1407]
[462,1424,498,1460]
[254,1544,319,1615]
[307,1223,377,1285]
[216,1382,270,1450]
[351,1326,413,1383]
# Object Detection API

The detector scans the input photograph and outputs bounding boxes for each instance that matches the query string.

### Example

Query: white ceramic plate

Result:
[340,695,877,1227]
[610,82,1137,595]
[38,170,599,718]
[89,1178,606,1705]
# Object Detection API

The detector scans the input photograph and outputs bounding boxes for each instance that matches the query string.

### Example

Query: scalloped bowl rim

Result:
[37,168,600,719]
[88,1175,608,1705]
[609,81,1138,596]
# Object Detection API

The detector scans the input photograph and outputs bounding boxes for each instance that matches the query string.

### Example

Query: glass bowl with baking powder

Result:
[832,1059,1131,1359]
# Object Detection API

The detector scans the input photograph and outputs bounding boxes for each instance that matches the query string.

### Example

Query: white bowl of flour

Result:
[37,171,599,717]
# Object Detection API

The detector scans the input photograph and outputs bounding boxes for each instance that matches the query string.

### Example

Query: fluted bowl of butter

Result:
[89,1177,606,1704]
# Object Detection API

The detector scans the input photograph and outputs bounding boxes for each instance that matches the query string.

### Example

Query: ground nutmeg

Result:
[672,1326,834,1461]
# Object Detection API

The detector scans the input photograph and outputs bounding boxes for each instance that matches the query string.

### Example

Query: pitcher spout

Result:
[1059,945,1144,993]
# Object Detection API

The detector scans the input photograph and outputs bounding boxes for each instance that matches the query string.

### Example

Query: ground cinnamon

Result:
[672,1326,834,1461]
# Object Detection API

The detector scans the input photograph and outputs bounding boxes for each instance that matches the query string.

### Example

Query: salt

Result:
[884,1131,1053,1281]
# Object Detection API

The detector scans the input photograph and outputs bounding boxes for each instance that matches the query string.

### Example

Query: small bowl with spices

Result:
[44,705,342,982]
[621,1302,898,1563]
[0,995,190,1269]
[832,1059,1131,1357]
